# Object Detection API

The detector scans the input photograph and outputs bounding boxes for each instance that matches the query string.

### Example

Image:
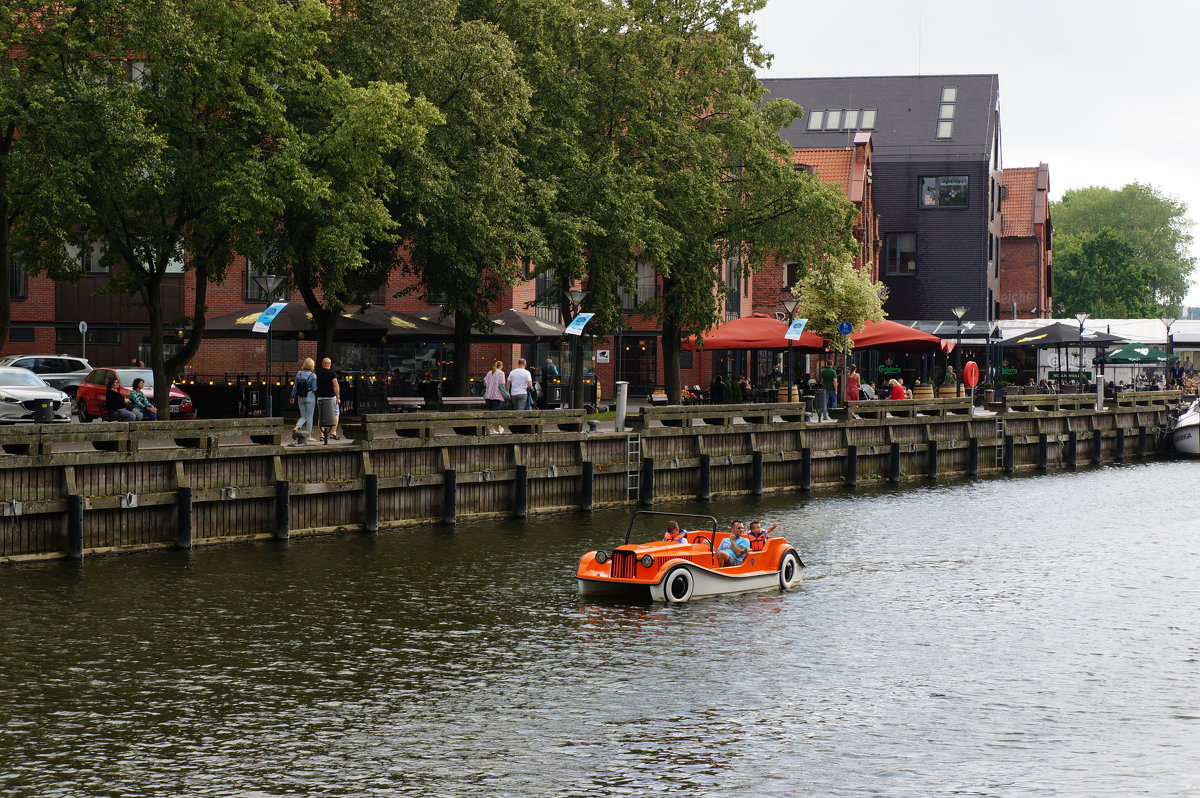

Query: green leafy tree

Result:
[793,256,886,357]
[1051,183,1195,315]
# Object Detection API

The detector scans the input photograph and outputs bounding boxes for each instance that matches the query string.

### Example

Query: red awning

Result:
[848,320,946,353]
[681,313,827,351]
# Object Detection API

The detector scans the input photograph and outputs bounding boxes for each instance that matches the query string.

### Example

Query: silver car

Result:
[0,353,92,397]
[0,367,73,423]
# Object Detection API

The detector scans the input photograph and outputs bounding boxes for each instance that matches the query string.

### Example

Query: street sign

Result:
[837,321,853,335]
[963,361,979,388]
[78,321,88,334]
[565,312,594,336]
[784,318,808,341]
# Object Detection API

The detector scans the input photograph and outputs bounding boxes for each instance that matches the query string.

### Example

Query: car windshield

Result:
[0,371,51,388]
[116,369,155,388]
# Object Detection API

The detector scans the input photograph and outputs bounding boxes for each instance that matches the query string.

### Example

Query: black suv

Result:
[0,354,93,397]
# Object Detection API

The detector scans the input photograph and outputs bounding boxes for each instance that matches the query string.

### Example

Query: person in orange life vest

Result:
[746,519,779,550]
[662,520,688,543]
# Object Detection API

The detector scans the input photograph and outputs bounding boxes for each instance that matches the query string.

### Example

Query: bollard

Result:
[641,457,655,506]
[177,486,193,549]
[927,440,938,481]
[580,461,594,513]
[845,445,858,488]
[274,480,290,540]
[364,473,379,532]
[514,464,528,518]
[1003,435,1015,473]
[614,381,629,432]
[67,494,84,560]
[1092,429,1103,463]
[698,453,711,501]
[800,448,813,491]
[1067,431,1078,470]
[1037,434,1049,471]
[751,451,764,496]
[889,442,902,483]
[443,469,457,525]
[1115,429,1126,462]
[968,438,979,476]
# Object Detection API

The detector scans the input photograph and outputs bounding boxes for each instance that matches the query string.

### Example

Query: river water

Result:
[2,461,1198,797]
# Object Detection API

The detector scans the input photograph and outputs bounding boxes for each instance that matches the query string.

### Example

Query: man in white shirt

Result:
[507,358,534,410]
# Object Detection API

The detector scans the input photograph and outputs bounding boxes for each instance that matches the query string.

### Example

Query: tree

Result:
[793,256,886,353]
[1051,183,1195,315]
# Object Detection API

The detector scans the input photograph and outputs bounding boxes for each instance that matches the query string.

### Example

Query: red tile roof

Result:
[791,148,853,189]
[1001,167,1038,237]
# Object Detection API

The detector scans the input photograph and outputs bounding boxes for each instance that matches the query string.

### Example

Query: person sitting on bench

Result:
[105,374,140,421]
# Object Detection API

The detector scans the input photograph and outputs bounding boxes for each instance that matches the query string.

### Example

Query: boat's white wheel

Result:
[779,549,803,590]
[663,566,694,603]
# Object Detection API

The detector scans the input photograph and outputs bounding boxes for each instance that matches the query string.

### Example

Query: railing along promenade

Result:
[0,392,1182,563]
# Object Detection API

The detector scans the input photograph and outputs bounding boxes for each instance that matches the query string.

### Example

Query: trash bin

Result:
[544,382,566,407]
[33,398,55,423]
[317,397,338,428]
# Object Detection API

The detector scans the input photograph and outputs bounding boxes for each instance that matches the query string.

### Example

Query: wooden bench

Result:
[386,397,426,412]
[438,397,487,411]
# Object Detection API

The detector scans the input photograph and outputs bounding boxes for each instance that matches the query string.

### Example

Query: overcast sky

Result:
[752,0,1200,305]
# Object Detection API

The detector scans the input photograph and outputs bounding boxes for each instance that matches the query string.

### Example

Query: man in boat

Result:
[746,520,779,550]
[662,521,688,544]
[714,521,750,567]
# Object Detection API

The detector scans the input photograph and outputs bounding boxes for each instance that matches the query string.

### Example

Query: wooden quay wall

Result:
[0,393,1182,564]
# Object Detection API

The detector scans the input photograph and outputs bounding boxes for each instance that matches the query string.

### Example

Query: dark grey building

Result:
[762,75,1002,324]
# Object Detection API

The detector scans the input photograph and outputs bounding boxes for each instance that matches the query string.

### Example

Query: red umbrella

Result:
[681,313,827,351]
[848,319,946,353]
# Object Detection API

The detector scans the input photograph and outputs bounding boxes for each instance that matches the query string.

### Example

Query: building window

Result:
[884,233,917,275]
[936,120,953,139]
[67,241,107,274]
[920,175,969,208]
[806,109,878,132]
[679,350,693,370]
[270,338,297,363]
[783,262,801,289]
[9,261,25,300]
[941,86,958,103]
[9,327,34,342]
[619,259,657,311]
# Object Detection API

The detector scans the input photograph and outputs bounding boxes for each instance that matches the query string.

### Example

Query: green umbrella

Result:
[1098,343,1178,364]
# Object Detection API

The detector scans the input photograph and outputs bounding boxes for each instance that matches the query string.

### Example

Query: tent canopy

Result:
[680,313,826,351]
[343,305,455,340]
[204,303,386,341]
[999,321,1126,348]
[848,319,947,353]
[1097,342,1178,364]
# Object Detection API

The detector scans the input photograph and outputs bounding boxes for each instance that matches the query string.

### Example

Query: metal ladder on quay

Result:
[626,433,642,502]
[994,417,1005,468]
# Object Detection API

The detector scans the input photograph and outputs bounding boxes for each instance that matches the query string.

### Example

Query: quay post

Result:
[66,494,84,560]
[800,448,813,491]
[1137,425,1148,458]
[968,437,979,476]
[1115,429,1126,462]
[580,461,594,513]
[1067,431,1078,469]
[514,465,528,518]
[640,457,655,506]
[364,473,379,533]
[274,480,290,540]
[698,453,711,501]
[1092,429,1103,463]
[442,469,457,525]
[752,450,764,496]
[889,442,902,483]
[1003,435,1015,473]
[927,440,938,481]
[1037,434,1049,471]
[845,445,858,488]
[177,486,193,549]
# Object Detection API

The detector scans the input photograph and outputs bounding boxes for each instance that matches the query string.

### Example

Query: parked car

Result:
[0,354,92,397]
[0,367,74,423]
[75,368,197,421]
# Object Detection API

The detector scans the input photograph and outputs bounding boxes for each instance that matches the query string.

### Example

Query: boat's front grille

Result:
[612,550,637,579]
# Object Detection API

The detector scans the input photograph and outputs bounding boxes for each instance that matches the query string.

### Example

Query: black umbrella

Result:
[480,309,567,342]
[998,322,1126,348]
[342,305,456,340]
[204,303,386,341]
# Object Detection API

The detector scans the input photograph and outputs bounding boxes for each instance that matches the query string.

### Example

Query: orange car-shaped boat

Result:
[576,511,805,603]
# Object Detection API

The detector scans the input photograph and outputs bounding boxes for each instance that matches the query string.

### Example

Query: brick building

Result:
[997,163,1053,319]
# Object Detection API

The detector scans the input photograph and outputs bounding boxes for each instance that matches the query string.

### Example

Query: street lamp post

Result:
[1075,311,1090,388]
[565,289,587,409]
[781,297,799,402]
[950,306,968,396]
[1161,315,1177,387]
[253,274,285,417]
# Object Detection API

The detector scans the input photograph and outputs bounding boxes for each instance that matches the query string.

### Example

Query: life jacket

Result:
[747,531,769,551]
[663,529,688,543]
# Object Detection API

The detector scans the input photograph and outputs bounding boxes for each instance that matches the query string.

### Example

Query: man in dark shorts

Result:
[315,357,341,442]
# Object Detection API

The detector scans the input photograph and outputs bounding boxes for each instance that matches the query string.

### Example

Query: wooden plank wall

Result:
[0,401,1179,563]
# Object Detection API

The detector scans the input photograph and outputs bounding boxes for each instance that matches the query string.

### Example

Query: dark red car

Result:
[75,368,197,421]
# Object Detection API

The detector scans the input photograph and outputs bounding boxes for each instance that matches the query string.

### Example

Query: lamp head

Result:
[1074,311,1090,326]
[950,306,968,321]
[565,289,587,307]
[253,273,284,300]
[781,298,800,316]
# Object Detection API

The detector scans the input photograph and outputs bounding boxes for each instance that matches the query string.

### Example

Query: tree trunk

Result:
[143,278,169,419]
[451,315,472,396]
[0,127,13,348]
[661,318,682,406]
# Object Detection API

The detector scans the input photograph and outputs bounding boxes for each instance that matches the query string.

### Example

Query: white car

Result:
[0,353,92,397]
[0,367,74,423]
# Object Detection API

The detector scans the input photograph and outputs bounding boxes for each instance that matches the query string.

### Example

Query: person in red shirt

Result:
[888,379,906,400]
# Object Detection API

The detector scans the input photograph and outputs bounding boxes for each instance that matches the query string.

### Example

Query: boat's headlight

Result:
[641,554,655,568]
[595,550,608,565]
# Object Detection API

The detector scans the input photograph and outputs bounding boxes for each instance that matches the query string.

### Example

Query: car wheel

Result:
[663,566,694,603]
[76,399,91,423]
[779,549,804,590]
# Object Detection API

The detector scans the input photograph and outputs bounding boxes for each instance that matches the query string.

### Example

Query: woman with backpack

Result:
[289,357,318,445]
